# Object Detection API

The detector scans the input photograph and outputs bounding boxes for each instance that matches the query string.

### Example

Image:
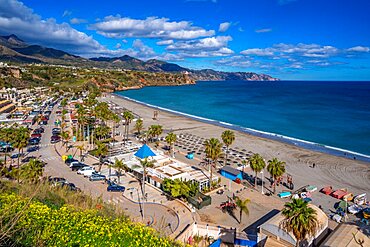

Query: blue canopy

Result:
[134,144,156,159]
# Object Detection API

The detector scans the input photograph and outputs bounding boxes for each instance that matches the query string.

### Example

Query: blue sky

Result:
[0,0,370,80]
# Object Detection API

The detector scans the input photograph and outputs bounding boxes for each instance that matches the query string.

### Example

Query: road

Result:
[35,106,191,237]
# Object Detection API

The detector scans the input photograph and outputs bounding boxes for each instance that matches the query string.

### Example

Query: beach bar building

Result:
[220,166,242,181]
[258,204,328,246]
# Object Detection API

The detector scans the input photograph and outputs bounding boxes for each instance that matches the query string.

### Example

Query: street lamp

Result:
[128,187,145,221]
[260,170,264,195]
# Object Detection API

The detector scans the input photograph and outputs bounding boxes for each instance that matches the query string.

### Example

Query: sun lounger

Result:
[305,185,317,193]
[332,189,348,199]
[278,191,291,198]
[321,186,333,195]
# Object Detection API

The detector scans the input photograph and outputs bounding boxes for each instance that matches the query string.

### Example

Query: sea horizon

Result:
[116,80,370,161]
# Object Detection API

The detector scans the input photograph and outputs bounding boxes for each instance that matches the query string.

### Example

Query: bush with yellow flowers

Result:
[0,193,183,246]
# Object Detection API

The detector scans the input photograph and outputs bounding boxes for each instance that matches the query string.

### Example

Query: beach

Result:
[105,93,369,199]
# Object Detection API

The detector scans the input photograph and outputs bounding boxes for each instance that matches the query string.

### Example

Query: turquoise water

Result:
[117,81,370,159]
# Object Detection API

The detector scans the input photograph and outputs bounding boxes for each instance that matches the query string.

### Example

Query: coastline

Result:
[104,92,370,196]
[116,93,370,163]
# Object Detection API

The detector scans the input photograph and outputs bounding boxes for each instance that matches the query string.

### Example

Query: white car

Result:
[77,166,95,176]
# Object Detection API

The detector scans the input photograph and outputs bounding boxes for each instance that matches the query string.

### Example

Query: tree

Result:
[235,197,250,223]
[148,125,163,146]
[123,111,134,145]
[20,158,45,184]
[75,144,85,160]
[134,119,144,135]
[249,153,266,188]
[0,128,15,165]
[92,141,108,172]
[221,130,235,166]
[60,130,71,151]
[133,158,155,199]
[267,158,286,194]
[12,127,30,183]
[204,138,223,189]
[113,158,128,183]
[280,199,319,247]
[165,132,177,158]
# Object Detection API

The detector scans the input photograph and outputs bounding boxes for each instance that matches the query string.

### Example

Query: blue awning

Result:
[134,144,156,159]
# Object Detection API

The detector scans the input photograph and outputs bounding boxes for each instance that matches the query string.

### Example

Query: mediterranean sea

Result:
[116,80,370,159]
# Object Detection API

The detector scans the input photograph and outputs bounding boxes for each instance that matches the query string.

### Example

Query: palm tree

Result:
[280,199,320,247]
[93,141,108,172]
[0,128,14,165]
[221,130,235,166]
[267,158,286,194]
[74,144,85,160]
[133,158,155,199]
[165,132,177,158]
[134,119,144,135]
[148,125,163,147]
[60,130,71,151]
[249,153,266,188]
[20,158,45,184]
[123,111,134,145]
[113,158,128,183]
[204,138,223,189]
[13,127,30,183]
[235,197,250,223]
[77,105,87,140]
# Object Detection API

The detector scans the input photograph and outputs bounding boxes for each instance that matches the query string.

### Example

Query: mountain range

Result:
[0,34,278,81]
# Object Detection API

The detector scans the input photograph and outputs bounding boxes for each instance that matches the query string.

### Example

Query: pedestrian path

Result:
[40,156,59,162]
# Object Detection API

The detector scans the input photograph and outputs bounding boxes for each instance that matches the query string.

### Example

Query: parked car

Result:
[44,110,52,115]
[60,182,81,192]
[107,183,125,192]
[65,158,78,165]
[0,145,14,152]
[89,172,106,181]
[29,138,41,145]
[21,156,37,163]
[52,128,61,135]
[39,120,48,125]
[31,133,42,139]
[37,126,45,132]
[48,177,66,184]
[77,166,95,176]
[11,153,24,159]
[27,145,39,152]
[33,129,43,134]
[50,135,61,144]
[70,162,87,171]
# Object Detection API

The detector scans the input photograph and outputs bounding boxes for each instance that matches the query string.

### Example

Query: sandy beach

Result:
[104,93,369,201]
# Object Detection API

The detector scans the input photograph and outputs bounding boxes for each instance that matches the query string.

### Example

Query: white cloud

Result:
[156,40,174,45]
[219,22,231,32]
[91,16,215,40]
[122,39,128,43]
[115,43,121,49]
[241,48,274,56]
[255,28,272,33]
[0,0,108,56]
[62,10,72,17]
[167,36,232,51]
[70,18,88,24]
[347,46,370,52]
[166,36,233,57]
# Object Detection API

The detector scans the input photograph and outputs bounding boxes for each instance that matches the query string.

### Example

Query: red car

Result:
[31,133,42,139]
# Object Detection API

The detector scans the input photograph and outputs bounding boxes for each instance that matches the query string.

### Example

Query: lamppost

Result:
[260,170,264,195]
[129,187,145,221]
